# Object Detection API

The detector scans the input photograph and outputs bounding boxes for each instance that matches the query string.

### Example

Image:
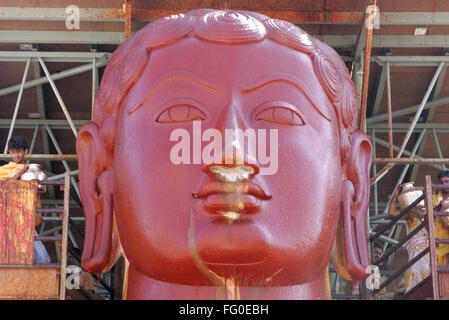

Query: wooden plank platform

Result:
[0,267,58,299]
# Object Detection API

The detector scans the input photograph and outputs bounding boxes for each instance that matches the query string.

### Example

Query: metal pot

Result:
[397,182,425,210]
[21,164,47,192]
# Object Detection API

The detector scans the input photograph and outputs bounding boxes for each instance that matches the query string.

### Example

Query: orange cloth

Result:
[0,162,42,226]
[433,192,449,266]
[0,162,25,180]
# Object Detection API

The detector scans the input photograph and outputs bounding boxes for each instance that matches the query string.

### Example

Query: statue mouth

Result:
[193,181,271,219]
[193,181,271,200]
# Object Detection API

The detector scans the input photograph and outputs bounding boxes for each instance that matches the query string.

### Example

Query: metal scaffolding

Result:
[1,2,449,299]
[0,50,111,299]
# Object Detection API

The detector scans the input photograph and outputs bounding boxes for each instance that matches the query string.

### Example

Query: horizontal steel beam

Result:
[6,119,445,131]
[369,128,449,133]
[367,96,449,124]
[1,118,448,133]
[0,30,448,48]
[0,31,125,44]
[368,123,449,129]
[373,56,449,66]
[317,35,449,48]
[42,216,84,221]
[248,11,449,25]
[374,56,449,63]
[372,35,449,48]
[0,51,112,63]
[0,119,89,129]
[40,199,81,208]
[0,7,125,22]
[376,12,449,25]
[0,58,109,97]
[3,120,447,131]
[2,8,449,25]
[0,120,87,129]
[373,158,449,164]
[317,35,358,48]
[373,136,443,171]
[0,154,77,161]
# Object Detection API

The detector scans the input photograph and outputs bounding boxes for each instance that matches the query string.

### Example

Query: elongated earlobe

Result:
[77,122,121,274]
[332,130,372,285]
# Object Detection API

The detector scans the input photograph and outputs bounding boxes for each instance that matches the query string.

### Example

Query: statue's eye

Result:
[156,104,207,123]
[255,106,305,126]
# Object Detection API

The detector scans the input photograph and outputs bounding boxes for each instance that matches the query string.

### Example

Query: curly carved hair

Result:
[93,9,359,165]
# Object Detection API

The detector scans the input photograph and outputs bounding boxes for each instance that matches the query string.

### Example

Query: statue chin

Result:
[194,219,270,264]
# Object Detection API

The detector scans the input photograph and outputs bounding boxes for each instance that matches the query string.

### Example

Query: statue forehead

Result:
[122,37,334,120]
[119,38,334,124]
[145,37,314,76]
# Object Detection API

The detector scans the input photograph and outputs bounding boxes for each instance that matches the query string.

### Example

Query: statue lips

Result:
[193,181,271,214]
[192,181,272,266]
[204,194,260,214]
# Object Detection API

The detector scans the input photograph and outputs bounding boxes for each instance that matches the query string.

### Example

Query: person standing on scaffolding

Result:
[388,184,430,293]
[0,136,50,264]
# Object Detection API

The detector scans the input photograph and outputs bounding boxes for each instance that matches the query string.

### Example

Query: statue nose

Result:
[202,149,260,181]
[201,100,260,180]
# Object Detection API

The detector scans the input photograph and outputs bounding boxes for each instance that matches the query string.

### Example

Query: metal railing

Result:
[35,173,71,300]
[370,176,449,300]
[0,173,70,300]
[370,192,429,298]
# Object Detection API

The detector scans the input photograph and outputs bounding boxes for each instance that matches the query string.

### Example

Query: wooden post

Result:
[425,175,439,300]
[59,172,70,300]
[122,257,129,300]
[124,1,132,39]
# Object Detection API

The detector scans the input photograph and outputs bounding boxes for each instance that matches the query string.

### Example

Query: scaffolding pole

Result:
[3,58,31,153]
[371,62,445,184]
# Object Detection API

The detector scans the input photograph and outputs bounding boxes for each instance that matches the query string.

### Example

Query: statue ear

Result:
[332,130,372,285]
[77,122,119,274]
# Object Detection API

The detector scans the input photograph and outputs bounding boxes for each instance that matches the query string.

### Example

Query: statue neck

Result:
[125,264,331,300]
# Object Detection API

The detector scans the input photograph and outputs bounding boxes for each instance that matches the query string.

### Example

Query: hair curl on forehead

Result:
[93,9,359,165]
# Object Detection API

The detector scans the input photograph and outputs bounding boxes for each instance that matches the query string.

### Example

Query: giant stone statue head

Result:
[76,9,372,299]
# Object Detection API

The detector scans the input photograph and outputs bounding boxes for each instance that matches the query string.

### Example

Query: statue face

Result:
[113,37,343,286]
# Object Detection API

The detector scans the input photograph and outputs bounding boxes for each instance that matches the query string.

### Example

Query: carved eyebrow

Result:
[128,70,223,114]
[240,73,331,122]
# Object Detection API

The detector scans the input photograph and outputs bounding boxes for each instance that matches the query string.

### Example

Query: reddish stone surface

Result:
[77,9,372,299]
